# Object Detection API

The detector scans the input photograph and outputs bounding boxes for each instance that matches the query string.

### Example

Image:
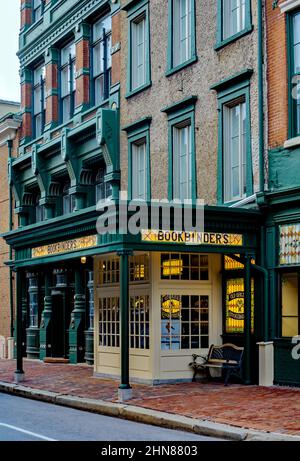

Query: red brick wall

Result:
[20,0,32,28]
[45,63,59,125]
[75,40,90,107]
[266,1,289,148]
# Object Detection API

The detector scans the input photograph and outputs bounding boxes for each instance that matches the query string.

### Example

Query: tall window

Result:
[223,100,247,203]
[92,15,112,105]
[60,41,76,123]
[131,14,147,91]
[223,0,246,40]
[132,140,147,200]
[172,0,192,67]
[281,273,299,338]
[33,64,45,138]
[95,168,112,203]
[33,0,43,22]
[291,12,300,137]
[35,194,45,223]
[62,182,75,214]
[173,122,192,201]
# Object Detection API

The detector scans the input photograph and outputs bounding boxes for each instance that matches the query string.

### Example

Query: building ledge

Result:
[280,0,300,13]
[284,136,300,149]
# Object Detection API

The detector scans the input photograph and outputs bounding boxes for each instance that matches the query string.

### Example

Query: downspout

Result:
[258,0,265,192]
[7,139,14,338]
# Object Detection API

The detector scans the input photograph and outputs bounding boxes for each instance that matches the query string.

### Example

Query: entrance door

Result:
[51,292,66,358]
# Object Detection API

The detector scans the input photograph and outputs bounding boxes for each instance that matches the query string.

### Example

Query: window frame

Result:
[59,40,76,124]
[32,62,46,140]
[123,117,152,201]
[125,0,151,98]
[32,0,44,23]
[162,97,197,202]
[287,9,300,139]
[279,270,300,338]
[91,14,112,107]
[213,74,253,205]
[166,0,197,76]
[215,0,253,51]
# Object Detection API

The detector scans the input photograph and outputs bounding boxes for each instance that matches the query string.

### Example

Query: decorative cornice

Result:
[210,68,253,93]
[19,0,109,67]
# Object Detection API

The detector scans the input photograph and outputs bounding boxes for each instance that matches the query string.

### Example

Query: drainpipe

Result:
[258,0,265,193]
[7,139,14,338]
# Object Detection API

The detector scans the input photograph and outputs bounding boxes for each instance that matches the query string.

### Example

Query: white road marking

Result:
[0,423,57,441]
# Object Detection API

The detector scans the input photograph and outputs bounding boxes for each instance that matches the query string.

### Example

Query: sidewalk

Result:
[1,359,300,441]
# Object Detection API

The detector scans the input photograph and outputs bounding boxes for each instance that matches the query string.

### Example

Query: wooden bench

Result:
[189,343,244,386]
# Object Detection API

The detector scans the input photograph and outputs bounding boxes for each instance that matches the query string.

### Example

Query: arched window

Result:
[95,168,112,203]
[63,182,76,214]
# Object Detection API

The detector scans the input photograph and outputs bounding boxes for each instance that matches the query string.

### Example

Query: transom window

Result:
[131,13,147,91]
[33,64,46,138]
[99,254,150,285]
[222,0,246,40]
[172,121,192,201]
[161,253,209,281]
[132,139,147,200]
[129,254,150,282]
[92,15,112,105]
[60,41,76,123]
[281,273,299,338]
[172,0,192,67]
[161,294,209,350]
[223,99,247,203]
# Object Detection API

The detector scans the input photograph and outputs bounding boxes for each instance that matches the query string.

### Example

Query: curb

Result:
[1,381,300,442]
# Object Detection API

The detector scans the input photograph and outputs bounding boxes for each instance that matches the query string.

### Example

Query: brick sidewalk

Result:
[1,359,300,436]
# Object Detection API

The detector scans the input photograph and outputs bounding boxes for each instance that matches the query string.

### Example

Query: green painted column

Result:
[84,271,94,365]
[14,269,24,383]
[117,249,133,400]
[69,267,86,364]
[39,272,53,360]
[26,272,40,359]
[244,255,252,384]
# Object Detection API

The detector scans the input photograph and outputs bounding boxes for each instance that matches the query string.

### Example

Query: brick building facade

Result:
[2,0,300,391]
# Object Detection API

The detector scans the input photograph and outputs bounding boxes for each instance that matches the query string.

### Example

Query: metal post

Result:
[244,255,252,384]
[14,269,24,382]
[117,249,132,401]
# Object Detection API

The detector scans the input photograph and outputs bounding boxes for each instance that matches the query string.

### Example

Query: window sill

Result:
[284,136,300,149]
[215,25,254,51]
[125,82,152,99]
[165,56,198,77]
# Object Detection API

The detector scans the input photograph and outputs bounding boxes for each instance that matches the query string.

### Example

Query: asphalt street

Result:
[0,393,221,441]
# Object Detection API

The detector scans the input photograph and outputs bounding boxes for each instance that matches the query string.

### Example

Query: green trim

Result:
[216,77,253,205]
[161,95,198,115]
[125,0,151,98]
[166,0,197,76]
[126,118,151,201]
[163,97,197,202]
[210,68,253,93]
[215,0,253,50]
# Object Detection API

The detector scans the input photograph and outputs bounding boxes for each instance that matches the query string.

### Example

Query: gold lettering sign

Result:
[141,230,243,246]
[32,235,98,258]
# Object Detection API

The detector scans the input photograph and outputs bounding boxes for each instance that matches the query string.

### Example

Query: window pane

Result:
[93,42,103,76]
[35,113,42,137]
[61,42,75,65]
[93,15,112,41]
[62,95,71,123]
[173,123,192,201]
[173,0,192,66]
[131,16,146,90]
[132,141,147,200]
[34,86,41,115]
[281,273,299,337]
[95,75,105,105]
[61,66,70,97]
[223,0,246,40]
